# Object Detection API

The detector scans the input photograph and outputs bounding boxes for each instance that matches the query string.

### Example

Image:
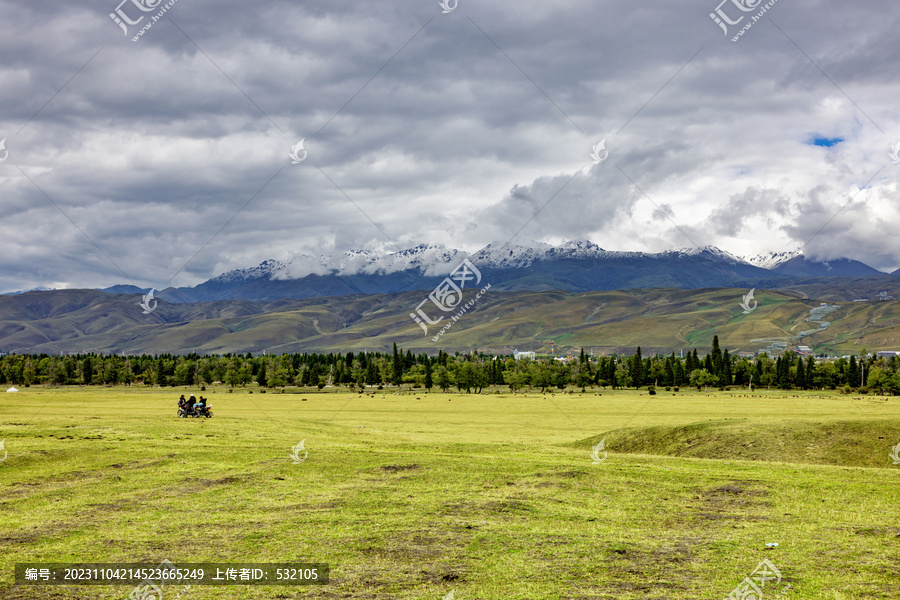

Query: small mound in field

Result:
[575,419,900,468]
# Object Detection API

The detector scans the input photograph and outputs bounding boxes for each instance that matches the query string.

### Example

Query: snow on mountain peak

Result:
[211,240,799,284]
[665,245,746,263]
[743,249,801,269]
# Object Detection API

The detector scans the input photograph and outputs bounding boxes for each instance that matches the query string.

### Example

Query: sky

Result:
[1,0,899,293]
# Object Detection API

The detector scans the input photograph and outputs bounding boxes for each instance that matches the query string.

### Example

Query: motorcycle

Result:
[176,397,213,418]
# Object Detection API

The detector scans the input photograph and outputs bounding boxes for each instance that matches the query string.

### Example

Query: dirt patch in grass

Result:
[379,464,421,473]
[484,498,534,513]
[0,521,76,546]
[846,525,900,537]
[600,539,698,598]
[693,480,772,523]
[350,528,472,591]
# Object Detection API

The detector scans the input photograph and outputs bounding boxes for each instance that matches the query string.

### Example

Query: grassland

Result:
[2,385,900,599]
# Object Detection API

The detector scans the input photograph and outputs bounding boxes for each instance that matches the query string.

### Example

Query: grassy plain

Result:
[2,385,899,599]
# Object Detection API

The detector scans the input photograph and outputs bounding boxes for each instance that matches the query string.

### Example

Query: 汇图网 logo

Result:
[590,439,607,464]
[289,139,307,164]
[290,440,308,464]
[139,289,158,314]
[739,288,757,314]
[590,139,609,164]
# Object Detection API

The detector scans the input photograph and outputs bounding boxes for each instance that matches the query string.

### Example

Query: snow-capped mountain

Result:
[209,244,468,283]
[743,250,801,270]
[118,240,888,304]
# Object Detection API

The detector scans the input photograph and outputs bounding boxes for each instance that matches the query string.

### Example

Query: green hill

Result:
[2,287,900,355]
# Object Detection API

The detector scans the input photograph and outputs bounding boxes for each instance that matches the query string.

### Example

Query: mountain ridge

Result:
[87,241,887,304]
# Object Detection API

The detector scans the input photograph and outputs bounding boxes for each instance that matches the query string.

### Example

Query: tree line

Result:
[0,337,894,393]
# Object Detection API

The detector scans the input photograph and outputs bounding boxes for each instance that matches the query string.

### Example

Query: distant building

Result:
[794,345,813,356]
[514,350,536,361]
[759,341,788,356]
[876,350,900,358]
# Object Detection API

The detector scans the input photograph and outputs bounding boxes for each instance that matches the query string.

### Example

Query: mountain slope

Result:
[4,286,900,356]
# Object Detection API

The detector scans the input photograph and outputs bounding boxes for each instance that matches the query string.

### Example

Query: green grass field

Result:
[2,385,900,599]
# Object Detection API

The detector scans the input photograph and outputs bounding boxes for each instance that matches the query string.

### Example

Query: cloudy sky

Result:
[1,0,899,293]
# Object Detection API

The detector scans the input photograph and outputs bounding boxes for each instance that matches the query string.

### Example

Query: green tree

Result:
[392,343,403,387]
[83,357,93,385]
[689,368,716,391]
[630,347,643,389]
[256,361,267,387]
[424,358,433,391]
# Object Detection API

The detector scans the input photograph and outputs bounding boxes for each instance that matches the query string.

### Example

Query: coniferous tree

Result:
[424,357,433,391]
[392,343,402,386]
[630,348,643,388]
[673,359,685,386]
[722,349,733,386]
[806,356,816,389]
[256,361,267,387]
[794,356,806,389]
[710,335,723,378]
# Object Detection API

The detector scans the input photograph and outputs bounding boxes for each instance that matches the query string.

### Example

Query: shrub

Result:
[647,386,656,395]
[673,387,679,392]
[858,386,868,394]
[664,386,671,391]
[200,385,206,391]
[317,382,325,390]
[377,385,384,390]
